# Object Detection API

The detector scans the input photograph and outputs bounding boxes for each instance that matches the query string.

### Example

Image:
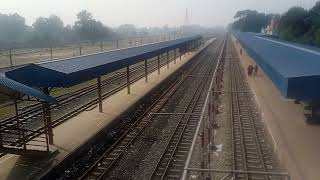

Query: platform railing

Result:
[0,120,50,152]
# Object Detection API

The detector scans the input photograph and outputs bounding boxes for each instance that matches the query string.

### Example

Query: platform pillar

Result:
[145,59,148,83]
[0,123,2,147]
[14,99,26,149]
[127,66,130,94]
[167,51,169,69]
[179,49,182,60]
[174,49,176,64]
[188,44,190,55]
[157,55,160,75]
[97,77,103,113]
[42,103,50,151]
[44,88,53,145]
[193,41,195,51]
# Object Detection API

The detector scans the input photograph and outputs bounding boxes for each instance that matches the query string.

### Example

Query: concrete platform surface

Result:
[0,41,212,180]
[233,37,320,180]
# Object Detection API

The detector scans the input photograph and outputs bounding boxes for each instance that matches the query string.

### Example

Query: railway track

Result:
[78,40,217,180]
[149,39,224,180]
[228,38,280,180]
[0,50,179,156]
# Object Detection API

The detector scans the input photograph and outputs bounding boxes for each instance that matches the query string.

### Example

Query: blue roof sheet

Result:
[237,33,320,77]
[0,75,57,103]
[6,36,201,88]
[235,32,320,102]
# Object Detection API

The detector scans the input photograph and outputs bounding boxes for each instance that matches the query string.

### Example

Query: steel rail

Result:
[149,40,222,180]
[181,36,227,180]
[229,37,276,180]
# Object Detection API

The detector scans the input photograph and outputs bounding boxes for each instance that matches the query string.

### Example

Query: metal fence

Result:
[0,35,179,70]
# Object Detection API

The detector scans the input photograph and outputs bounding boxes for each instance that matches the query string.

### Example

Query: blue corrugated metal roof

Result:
[0,75,57,103]
[6,36,201,88]
[235,32,320,102]
[237,33,320,77]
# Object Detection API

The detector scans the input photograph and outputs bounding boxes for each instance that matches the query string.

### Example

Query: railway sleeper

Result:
[248,175,266,180]
[246,154,260,159]
[246,148,258,152]
[247,158,261,164]
[176,150,189,154]
[168,168,182,173]
[167,174,181,179]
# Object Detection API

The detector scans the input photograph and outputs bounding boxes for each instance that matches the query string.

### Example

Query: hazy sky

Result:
[0,0,318,27]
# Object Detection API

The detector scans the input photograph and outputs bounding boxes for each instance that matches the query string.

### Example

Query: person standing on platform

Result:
[254,65,259,76]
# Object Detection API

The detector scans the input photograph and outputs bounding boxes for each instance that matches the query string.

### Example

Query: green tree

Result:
[116,24,137,37]
[32,15,64,45]
[278,7,310,41]
[74,10,110,42]
[306,2,320,45]
[232,10,272,33]
[0,13,26,43]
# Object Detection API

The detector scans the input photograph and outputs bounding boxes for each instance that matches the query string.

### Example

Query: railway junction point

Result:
[0,37,210,180]
[233,33,320,180]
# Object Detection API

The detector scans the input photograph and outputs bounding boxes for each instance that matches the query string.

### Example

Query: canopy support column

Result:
[157,55,160,75]
[97,77,103,113]
[42,103,50,152]
[44,88,53,145]
[145,59,148,83]
[14,99,26,149]
[127,66,130,94]
[167,51,169,69]
[174,49,176,64]
[0,123,2,148]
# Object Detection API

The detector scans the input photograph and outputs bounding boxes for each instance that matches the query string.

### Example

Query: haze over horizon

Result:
[0,0,318,27]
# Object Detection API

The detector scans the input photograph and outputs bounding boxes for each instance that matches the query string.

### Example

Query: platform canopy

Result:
[0,75,57,103]
[235,32,320,102]
[6,36,202,88]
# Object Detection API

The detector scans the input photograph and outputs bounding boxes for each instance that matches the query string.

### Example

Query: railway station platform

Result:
[233,37,320,180]
[0,39,213,180]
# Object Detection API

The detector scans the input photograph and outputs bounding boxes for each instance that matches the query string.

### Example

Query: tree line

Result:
[0,10,218,50]
[0,10,113,48]
[231,1,320,46]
